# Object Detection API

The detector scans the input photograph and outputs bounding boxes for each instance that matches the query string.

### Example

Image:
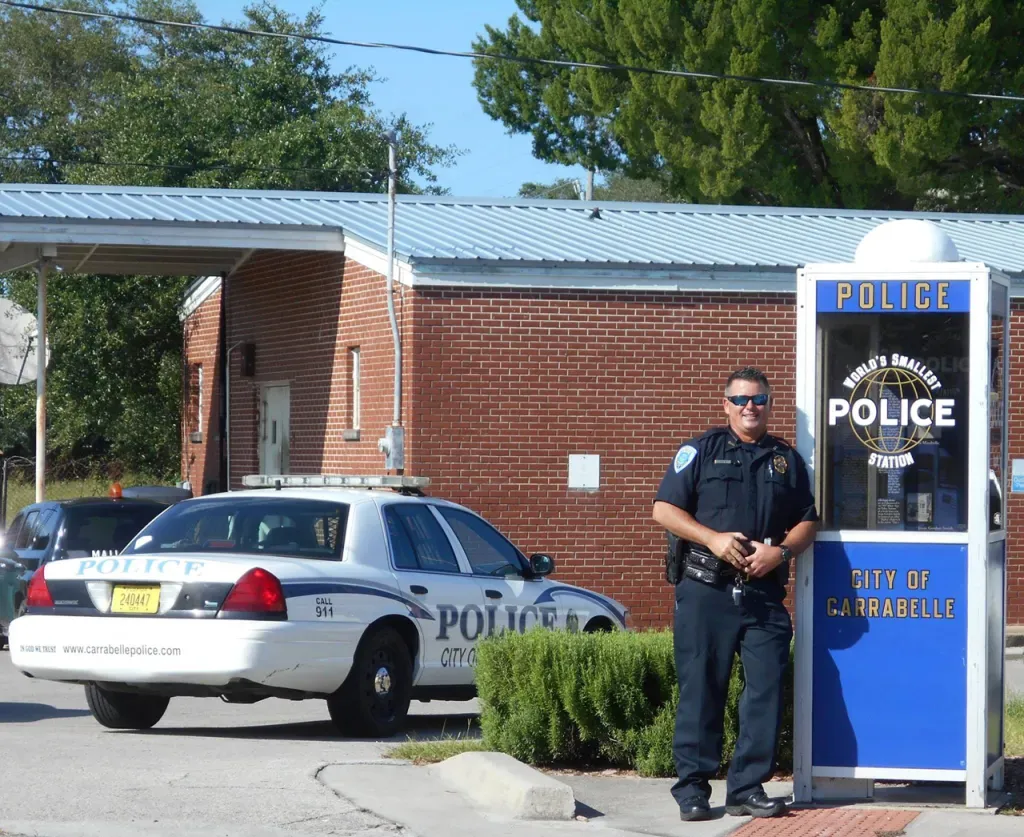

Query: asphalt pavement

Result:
[1,649,1022,837]
[0,650,475,837]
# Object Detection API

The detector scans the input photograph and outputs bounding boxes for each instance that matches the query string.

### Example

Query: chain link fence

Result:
[0,457,145,528]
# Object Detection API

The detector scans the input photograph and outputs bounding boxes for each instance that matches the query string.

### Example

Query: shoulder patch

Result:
[674,445,698,473]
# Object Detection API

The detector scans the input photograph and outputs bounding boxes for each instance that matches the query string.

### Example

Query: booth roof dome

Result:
[854,219,960,265]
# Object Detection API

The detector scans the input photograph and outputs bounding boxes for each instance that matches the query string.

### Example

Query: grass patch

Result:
[1007,697,1024,758]
[387,738,488,764]
[3,473,170,513]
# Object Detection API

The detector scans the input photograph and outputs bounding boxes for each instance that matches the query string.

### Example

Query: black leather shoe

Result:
[678,795,712,821]
[725,791,786,818]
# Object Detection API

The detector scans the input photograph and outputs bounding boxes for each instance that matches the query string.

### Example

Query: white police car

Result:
[9,475,626,737]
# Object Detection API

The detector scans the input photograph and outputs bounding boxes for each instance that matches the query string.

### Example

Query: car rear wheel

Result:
[328,626,412,738]
[85,684,169,730]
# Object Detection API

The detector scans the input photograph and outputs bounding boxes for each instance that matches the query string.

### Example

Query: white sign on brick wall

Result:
[568,454,600,490]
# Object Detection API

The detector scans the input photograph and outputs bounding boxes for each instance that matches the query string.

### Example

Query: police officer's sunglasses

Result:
[725,394,770,407]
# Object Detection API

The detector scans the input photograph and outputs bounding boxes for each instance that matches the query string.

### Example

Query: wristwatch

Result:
[779,545,793,563]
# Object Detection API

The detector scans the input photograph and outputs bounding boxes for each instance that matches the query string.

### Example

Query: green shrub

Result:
[475,628,794,778]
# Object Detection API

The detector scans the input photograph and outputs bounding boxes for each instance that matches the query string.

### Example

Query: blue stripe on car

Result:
[532,586,626,627]
[280,581,435,621]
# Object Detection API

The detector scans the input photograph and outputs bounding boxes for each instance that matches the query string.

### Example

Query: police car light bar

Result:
[241,474,431,490]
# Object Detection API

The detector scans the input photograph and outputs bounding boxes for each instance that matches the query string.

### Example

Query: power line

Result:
[2,0,1024,105]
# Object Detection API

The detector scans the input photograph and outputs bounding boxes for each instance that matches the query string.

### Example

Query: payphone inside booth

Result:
[794,220,1009,808]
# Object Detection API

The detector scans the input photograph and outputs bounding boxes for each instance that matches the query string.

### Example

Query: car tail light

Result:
[26,566,54,608]
[221,568,286,614]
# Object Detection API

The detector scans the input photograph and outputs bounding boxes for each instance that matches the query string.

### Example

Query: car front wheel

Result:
[85,684,169,730]
[328,626,412,738]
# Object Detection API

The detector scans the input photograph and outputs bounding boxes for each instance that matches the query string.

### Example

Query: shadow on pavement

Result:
[137,712,481,743]
[0,702,92,722]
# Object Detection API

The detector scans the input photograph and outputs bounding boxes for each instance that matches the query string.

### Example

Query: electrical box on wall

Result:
[568,454,600,490]
[240,343,256,377]
[378,426,405,470]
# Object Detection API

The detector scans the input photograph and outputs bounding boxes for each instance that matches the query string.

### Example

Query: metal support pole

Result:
[1,457,8,528]
[35,258,48,503]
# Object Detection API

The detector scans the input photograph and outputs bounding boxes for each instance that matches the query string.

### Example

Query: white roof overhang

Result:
[0,218,345,277]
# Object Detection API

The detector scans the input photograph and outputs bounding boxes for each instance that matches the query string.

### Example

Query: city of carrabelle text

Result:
[826,569,955,619]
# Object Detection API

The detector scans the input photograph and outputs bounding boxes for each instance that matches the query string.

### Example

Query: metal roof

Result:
[1,183,1024,277]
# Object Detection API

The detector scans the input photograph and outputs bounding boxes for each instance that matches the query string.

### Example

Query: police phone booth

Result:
[794,220,1009,808]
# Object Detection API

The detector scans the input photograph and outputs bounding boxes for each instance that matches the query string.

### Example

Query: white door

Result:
[381,503,484,687]
[261,384,290,475]
[432,506,559,633]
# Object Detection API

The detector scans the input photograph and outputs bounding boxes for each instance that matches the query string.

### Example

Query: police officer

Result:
[653,367,817,822]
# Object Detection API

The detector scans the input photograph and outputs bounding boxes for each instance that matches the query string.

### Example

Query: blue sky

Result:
[199,0,588,197]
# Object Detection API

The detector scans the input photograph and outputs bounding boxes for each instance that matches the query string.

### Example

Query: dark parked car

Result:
[0,495,176,648]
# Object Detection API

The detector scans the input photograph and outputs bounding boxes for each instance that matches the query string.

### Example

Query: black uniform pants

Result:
[671,576,792,805]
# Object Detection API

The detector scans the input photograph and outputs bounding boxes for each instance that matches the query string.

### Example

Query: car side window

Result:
[384,505,461,574]
[15,511,40,549]
[436,508,525,577]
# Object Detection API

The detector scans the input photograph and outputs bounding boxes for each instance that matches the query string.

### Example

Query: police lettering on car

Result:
[653,367,818,822]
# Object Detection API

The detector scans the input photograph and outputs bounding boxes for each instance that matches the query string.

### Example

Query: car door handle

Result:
[410,585,428,595]
[484,589,503,599]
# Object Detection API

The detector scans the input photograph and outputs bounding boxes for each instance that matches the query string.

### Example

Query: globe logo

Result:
[847,366,933,454]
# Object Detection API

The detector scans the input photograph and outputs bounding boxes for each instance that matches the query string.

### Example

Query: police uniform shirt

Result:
[656,427,818,591]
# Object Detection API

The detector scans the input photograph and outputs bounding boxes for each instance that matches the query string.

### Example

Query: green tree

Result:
[474,0,1024,211]
[0,1,456,477]
[518,171,675,201]
[0,274,188,477]
[518,178,580,198]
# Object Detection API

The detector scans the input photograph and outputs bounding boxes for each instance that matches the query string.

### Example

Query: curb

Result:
[430,751,576,820]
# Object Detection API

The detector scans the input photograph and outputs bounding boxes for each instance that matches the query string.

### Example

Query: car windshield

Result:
[124,497,348,560]
[59,504,166,559]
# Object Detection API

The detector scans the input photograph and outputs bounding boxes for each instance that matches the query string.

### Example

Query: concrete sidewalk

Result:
[318,760,1023,837]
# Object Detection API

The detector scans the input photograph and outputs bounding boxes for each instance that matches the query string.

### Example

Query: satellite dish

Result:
[0,298,49,385]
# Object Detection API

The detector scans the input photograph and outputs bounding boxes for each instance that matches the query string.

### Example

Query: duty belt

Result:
[683,544,739,586]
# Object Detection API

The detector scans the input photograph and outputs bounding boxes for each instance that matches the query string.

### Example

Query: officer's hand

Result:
[746,542,784,578]
[707,532,752,571]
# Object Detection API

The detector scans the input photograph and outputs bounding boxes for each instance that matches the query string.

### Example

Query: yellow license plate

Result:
[111,585,161,615]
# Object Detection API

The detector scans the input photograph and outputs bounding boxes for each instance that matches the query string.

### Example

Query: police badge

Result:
[773,455,788,475]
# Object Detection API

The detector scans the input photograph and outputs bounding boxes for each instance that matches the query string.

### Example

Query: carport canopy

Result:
[0,186,351,277]
[0,184,356,503]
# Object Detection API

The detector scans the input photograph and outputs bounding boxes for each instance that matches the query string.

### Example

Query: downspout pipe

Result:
[225,340,244,490]
[384,130,401,427]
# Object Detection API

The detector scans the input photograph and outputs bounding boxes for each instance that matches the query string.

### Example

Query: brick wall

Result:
[218,251,406,485]
[405,289,799,628]
[181,287,222,495]
[182,269,1024,630]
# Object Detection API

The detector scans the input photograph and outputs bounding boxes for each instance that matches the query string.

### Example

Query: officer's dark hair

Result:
[725,366,771,394]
